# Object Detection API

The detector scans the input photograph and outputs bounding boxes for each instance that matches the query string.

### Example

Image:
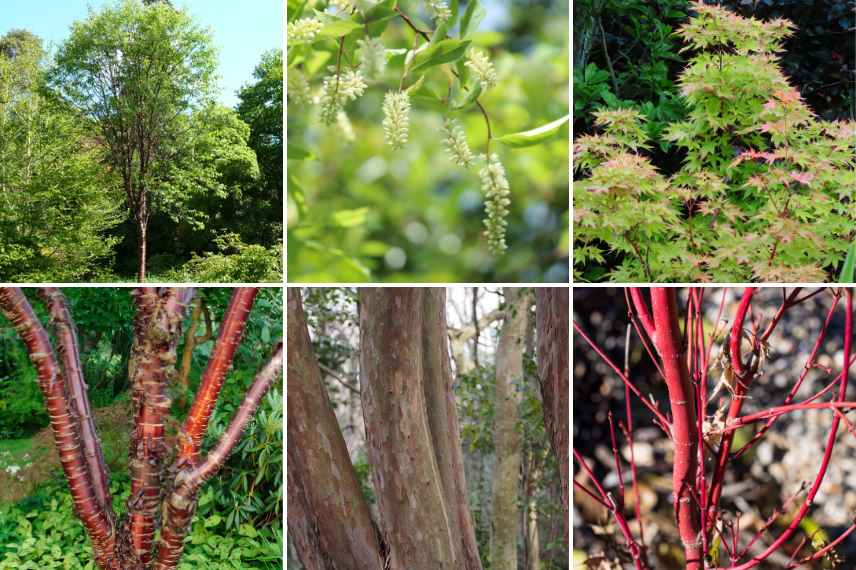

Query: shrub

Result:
[574,2,856,282]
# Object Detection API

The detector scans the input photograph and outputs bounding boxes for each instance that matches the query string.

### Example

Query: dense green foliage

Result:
[0,31,122,281]
[574,2,856,282]
[0,288,283,567]
[0,1,281,282]
[287,0,569,282]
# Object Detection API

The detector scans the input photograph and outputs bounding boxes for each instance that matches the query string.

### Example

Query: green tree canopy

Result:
[0,30,122,281]
[49,0,218,281]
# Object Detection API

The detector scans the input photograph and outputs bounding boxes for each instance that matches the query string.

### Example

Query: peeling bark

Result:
[126,288,193,564]
[286,289,383,569]
[179,288,259,462]
[535,287,569,546]
[155,343,282,569]
[421,289,483,570]
[1,286,275,569]
[359,288,458,569]
[491,287,528,570]
[0,288,119,569]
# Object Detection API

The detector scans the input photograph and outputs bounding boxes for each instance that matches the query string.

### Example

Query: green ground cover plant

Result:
[574,2,856,282]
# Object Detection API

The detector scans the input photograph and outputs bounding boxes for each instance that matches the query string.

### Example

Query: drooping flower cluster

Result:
[287,70,312,105]
[465,49,497,91]
[441,118,475,168]
[426,0,451,23]
[287,18,323,44]
[319,68,367,125]
[479,154,511,254]
[382,91,410,150]
[357,37,386,79]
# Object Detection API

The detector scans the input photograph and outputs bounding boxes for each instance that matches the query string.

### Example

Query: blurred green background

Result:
[287,0,570,283]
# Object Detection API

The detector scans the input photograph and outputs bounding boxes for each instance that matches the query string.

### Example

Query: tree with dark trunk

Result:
[49,0,217,281]
[0,286,282,569]
[535,287,570,546]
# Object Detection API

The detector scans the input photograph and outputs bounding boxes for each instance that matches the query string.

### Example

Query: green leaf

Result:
[319,18,362,37]
[331,207,370,227]
[286,143,312,160]
[460,0,484,38]
[410,39,471,73]
[496,115,569,148]
[839,240,856,283]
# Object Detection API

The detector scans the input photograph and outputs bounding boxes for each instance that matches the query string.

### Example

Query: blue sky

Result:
[0,0,282,108]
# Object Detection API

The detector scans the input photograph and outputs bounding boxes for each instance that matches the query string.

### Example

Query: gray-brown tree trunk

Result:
[359,288,482,570]
[490,288,528,569]
[286,290,383,569]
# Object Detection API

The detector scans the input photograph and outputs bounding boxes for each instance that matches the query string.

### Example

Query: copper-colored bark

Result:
[39,287,113,514]
[127,288,194,564]
[154,343,282,569]
[286,289,383,569]
[535,287,569,545]
[0,288,118,568]
[179,287,259,461]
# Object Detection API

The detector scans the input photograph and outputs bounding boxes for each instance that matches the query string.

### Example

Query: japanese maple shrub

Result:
[574,2,856,282]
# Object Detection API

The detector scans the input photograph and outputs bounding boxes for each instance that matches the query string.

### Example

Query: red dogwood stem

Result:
[721,288,852,570]
[179,287,259,462]
[707,287,756,531]
[0,288,118,568]
[154,342,282,570]
[650,288,702,570]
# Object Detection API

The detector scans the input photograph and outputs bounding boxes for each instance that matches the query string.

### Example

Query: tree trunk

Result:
[535,288,569,546]
[359,288,480,570]
[420,289,483,570]
[176,296,213,409]
[524,448,542,570]
[286,289,384,569]
[137,216,148,283]
[0,286,277,570]
[491,287,528,570]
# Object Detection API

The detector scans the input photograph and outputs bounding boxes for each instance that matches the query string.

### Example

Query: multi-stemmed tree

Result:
[0,287,282,569]
[287,287,568,568]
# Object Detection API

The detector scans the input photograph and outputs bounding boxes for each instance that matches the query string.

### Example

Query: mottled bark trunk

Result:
[359,288,458,569]
[535,288,569,546]
[421,289,483,570]
[524,448,542,570]
[491,288,528,570]
[286,289,383,569]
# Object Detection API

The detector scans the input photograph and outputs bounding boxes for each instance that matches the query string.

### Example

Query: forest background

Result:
[0,0,283,283]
